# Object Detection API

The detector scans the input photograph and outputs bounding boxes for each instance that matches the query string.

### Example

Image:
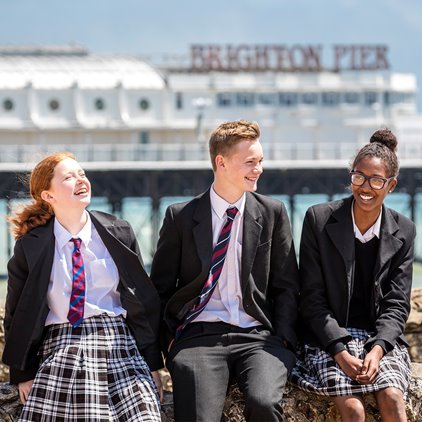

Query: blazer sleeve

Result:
[124,222,164,370]
[366,222,416,351]
[270,202,300,348]
[3,240,41,384]
[299,207,352,351]
[150,205,182,350]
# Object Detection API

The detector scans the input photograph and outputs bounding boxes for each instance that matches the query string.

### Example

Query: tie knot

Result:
[71,238,82,251]
[226,207,238,219]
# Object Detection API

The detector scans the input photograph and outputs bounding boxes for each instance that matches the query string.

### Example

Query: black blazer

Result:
[3,211,163,384]
[150,190,300,351]
[299,196,416,353]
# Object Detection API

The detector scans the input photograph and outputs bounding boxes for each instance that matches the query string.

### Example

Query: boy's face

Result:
[216,140,264,196]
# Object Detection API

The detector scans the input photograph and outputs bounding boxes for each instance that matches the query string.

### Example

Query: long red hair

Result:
[9,152,76,239]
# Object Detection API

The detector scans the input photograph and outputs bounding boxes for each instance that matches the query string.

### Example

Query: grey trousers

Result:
[166,321,296,422]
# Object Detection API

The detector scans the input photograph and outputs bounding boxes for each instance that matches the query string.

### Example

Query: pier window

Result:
[364,92,377,106]
[49,99,60,111]
[2,98,14,111]
[139,131,149,144]
[384,91,415,105]
[175,92,183,109]
[95,98,106,110]
[300,92,318,105]
[343,92,360,104]
[257,93,276,105]
[217,92,232,107]
[279,92,298,106]
[139,98,150,110]
[322,92,340,106]
[236,92,254,107]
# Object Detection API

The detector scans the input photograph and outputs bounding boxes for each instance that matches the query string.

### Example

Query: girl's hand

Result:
[18,379,34,404]
[151,370,164,403]
[356,345,384,384]
[334,350,364,380]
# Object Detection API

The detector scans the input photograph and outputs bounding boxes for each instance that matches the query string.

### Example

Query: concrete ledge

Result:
[159,363,422,422]
[0,365,421,421]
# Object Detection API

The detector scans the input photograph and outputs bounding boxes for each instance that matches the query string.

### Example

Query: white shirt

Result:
[351,203,382,243]
[195,186,260,327]
[45,213,126,326]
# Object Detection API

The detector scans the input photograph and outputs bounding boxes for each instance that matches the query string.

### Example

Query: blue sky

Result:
[1,0,422,108]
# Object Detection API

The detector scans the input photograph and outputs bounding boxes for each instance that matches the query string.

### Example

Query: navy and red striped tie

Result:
[176,206,239,338]
[67,238,86,328]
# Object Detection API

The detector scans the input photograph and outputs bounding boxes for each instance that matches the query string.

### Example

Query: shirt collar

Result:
[210,184,245,219]
[54,211,92,249]
[351,202,382,242]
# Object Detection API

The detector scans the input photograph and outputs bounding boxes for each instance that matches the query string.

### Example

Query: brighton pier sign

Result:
[190,44,389,72]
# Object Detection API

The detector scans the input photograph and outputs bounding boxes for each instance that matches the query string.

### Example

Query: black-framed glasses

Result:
[350,172,395,190]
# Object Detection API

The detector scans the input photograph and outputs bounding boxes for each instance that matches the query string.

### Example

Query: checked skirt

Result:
[290,327,411,397]
[19,314,161,421]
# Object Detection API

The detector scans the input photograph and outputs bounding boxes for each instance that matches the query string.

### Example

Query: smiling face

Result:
[213,139,263,203]
[351,156,397,222]
[41,157,91,213]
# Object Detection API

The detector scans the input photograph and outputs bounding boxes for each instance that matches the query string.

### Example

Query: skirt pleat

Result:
[19,314,161,422]
[290,327,411,397]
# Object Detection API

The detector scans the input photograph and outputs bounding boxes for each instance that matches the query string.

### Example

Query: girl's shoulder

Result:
[89,210,130,227]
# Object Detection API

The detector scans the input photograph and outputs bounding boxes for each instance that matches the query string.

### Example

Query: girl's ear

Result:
[41,190,54,204]
[388,178,398,193]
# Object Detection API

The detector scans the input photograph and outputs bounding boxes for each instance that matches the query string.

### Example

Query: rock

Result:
[406,288,422,363]
[1,289,422,421]
[158,363,422,422]
[0,384,22,421]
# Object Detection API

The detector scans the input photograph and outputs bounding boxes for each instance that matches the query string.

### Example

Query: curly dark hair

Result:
[351,128,399,177]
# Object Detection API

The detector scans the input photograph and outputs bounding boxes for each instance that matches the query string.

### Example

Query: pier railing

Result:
[0,142,421,170]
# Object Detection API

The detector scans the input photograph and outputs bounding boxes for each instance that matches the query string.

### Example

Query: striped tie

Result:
[176,206,239,338]
[67,238,86,328]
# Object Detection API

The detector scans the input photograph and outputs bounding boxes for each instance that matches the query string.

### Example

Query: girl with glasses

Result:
[291,129,415,421]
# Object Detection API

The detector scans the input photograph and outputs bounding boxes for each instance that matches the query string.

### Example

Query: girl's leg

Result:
[332,395,365,422]
[375,387,407,422]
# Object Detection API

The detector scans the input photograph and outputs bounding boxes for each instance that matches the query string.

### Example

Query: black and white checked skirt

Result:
[290,328,411,397]
[19,314,161,421]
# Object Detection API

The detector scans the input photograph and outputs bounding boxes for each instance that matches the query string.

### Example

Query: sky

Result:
[1,0,422,108]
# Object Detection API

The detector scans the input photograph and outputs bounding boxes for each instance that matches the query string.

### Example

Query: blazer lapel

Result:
[192,190,213,276]
[91,212,135,256]
[90,212,145,290]
[241,193,263,292]
[325,197,355,292]
[375,206,403,279]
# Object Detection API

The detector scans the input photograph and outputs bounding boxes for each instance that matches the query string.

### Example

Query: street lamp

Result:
[192,97,212,142]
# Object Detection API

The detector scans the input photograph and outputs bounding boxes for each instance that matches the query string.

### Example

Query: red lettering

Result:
[206,45,223,70]
[255,45,269,70]
[376,45,389,70]
[333,45,349,72]
[304,45,322,71]
[236,45,252,70]
[191,45,205,70]
[273,45,290,71]
[189,44,390,72]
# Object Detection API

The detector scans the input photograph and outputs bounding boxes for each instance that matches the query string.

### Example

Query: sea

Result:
[0,192,421,304]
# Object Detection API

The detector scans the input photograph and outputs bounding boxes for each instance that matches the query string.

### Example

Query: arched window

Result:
[3,98,14,111]
[95,98,105,110]
[49,99,60,111]
[139,98,150,110]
